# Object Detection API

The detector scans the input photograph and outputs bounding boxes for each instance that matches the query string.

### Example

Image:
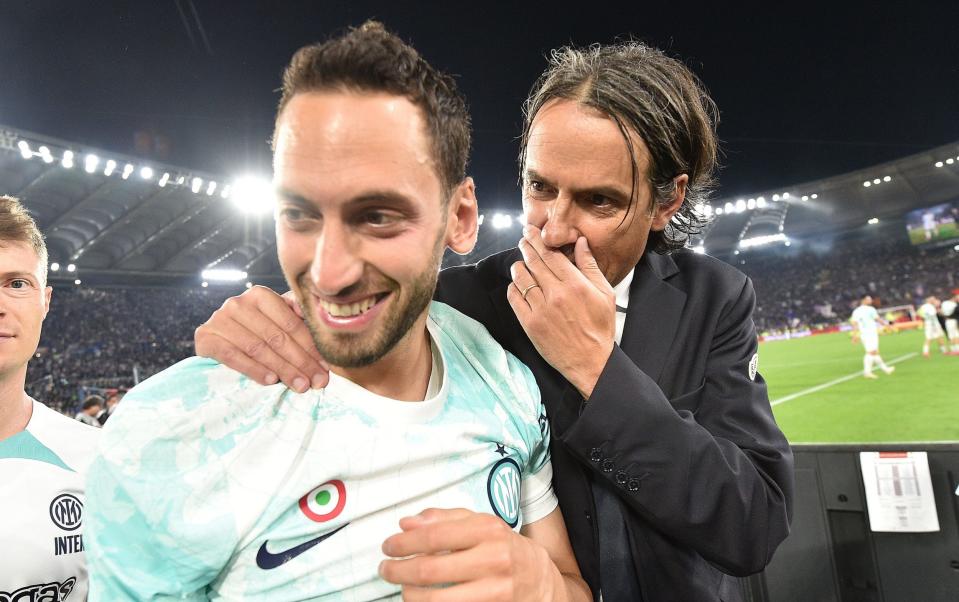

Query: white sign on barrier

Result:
[860,451,939,532]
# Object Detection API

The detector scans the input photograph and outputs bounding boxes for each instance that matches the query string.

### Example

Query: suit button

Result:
[602,459,615,472]
[615,470,628,486]
[589,448,603,462]
[584,510,592,523]
[627,478,640,492]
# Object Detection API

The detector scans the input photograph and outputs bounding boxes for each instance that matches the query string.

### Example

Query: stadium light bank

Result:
[739,233,790,249]
[201,269,248,282]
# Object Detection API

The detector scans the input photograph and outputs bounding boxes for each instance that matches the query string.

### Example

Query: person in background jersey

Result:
[0,194,99,601]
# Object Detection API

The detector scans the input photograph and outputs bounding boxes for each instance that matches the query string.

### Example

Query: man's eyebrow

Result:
[275,188,417,210]
[274,187,312,207]
[0,271,38,281]
[524,169,630,200]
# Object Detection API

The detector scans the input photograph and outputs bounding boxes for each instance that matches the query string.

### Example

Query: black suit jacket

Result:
[435,248,794,602]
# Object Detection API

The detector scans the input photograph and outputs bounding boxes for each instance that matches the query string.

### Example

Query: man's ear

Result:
[42,286,52,320]
[445,177,478,255]
[651,174,688,231]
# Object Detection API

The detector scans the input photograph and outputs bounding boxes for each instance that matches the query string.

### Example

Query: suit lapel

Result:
[619,252,687,385]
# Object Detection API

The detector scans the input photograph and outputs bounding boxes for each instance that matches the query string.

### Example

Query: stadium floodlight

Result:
[206,181,217,196]
[936,161,945,167]
[883,175,891,182]
[739,233,788,249]
[220,184,231,199]
[38,146,54,164]
[784,241,791,247]
[692,245,705,254]
[103,159,117,176]
[863,181,871,187]
[868,217,879,225]
[733,249,740,255]
[735,199,746,213]
[757,198,767,209]
[756,196,765,204]
[176,175,186,185]
[801,195,809,201]
[191,177,203,194]
[140,166,154,180]
[201,269,248,282]
[230,176,274,214]
[782,192,790,199]
[61,150,75,169]
[947,158,955,165]
[491,213,513,229]
[872,178,880,185]
[201,281,209,288]
[74,279,81,286]
[158,172,170,187]
[50,262,60,272]
[66,263,76,272]
[724,202,734,213]
[715,208,723,215]
[245,282,253,289]
[84,154,99,174]
[747,198,756,210]
[477,214,485,226]
[772,194,780,201]
[811,194,818,199]
[121,163,134,179]
[702,204,713,217]
[18,140,32,159]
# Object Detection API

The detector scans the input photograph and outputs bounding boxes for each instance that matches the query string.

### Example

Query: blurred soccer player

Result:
[850,296,895,379]
[85,23,588,601]
[0,195,99,600]
[918,296,947,356]
[939,293,959,353]
[74,394,104,427]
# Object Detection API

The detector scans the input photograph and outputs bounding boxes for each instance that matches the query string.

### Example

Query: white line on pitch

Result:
[771,352,919,407]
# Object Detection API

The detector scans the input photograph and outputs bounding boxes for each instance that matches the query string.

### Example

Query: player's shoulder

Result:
[26,399,100,474]
[428,301,540,414]
[105,356,287,449]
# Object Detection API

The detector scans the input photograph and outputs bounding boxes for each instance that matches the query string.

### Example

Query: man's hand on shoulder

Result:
[194,285,330,392]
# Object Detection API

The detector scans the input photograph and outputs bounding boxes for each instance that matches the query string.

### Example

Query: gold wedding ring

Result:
[521,283,540,299]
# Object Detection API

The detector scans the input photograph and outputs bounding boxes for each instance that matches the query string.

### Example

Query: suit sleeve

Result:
[558,277,794,576]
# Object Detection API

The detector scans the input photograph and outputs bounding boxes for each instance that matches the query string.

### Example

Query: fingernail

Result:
[312,374,326,389]
[265,373,278,385]
[293,377,308,393]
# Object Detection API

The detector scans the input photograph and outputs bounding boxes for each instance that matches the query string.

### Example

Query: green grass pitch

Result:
[761,329,959,443]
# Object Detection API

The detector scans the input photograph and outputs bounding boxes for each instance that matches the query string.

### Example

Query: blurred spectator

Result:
[75,395,105,427]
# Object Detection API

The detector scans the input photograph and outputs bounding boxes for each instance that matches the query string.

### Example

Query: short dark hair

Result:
[82,395,104,410]
[276,21,471,196]
[519,42,719,253]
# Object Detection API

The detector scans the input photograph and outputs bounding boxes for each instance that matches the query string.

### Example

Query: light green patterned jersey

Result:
[85,301,556,601]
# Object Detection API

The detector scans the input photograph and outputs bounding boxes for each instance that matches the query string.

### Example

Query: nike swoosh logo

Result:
[256,523,348,570]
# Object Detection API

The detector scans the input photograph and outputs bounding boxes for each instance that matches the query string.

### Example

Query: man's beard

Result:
[295,240,443,369]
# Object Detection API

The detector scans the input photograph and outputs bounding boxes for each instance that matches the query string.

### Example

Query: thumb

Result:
[574,237,609,289]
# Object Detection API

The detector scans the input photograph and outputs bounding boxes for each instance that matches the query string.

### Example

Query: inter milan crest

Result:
[487,456,521,528]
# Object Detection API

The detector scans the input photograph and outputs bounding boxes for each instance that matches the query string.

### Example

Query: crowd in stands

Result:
[738,236,957,334]
[28,234,958,416]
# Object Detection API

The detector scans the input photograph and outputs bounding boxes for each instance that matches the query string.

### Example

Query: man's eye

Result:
[10,279,29,289]
[362,211,400,227]
[279,208,306,222]
[527,180,545,193]
[589,194,613,207]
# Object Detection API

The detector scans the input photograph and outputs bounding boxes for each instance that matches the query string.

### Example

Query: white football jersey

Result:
[918,303,939,322]
[851,305,880,335]
[0,399,100,601]
[941,300,957,319]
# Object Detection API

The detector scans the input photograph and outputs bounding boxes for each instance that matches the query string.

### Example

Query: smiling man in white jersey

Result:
[0,195,99,601]
[918,296,947,357]
[849,295,895,379]
[84,23,589,601]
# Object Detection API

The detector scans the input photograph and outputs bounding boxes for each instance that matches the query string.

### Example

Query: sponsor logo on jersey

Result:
[0,577,76,602]
[487,457,521,528]
[49,493,82,531]
[54,533,84,556]
[256,480,350,570]
[748,353,759,381]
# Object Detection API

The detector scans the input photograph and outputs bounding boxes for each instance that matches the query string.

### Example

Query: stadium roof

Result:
[2,122,958,287]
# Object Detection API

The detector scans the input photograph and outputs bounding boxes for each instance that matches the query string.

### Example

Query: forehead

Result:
[524,99,650,187]
[273,92,440,203]
[0,241,42,272]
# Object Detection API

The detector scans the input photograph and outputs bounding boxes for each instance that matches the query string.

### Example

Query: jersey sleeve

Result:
[507,354,559,525]
[85,358,238,600]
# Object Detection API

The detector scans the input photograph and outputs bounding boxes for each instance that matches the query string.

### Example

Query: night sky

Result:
[1,1,957,213]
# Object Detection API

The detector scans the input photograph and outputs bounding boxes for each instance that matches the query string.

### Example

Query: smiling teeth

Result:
[320,296,377,318]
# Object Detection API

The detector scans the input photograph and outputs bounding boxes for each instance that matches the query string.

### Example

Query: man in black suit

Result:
[195,41,793,601]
